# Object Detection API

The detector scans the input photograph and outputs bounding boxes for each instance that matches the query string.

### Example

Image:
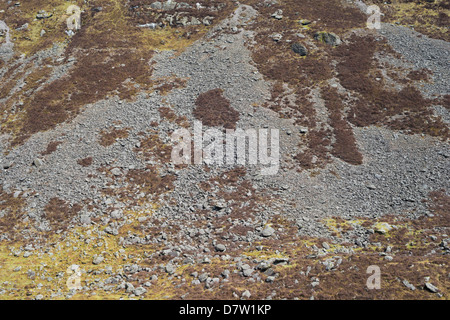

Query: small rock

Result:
[165,264,175,275]
[271,9,283,20]
[125,282,135,293]
[261,226,275,237]
[292,43,308,56]
[215,244,226,252]
[93,255,104,265]
[111,168,122,176]
[373,222,393,234]
[150,1,163,10]
[33,158,44,168]
[298,19,311,25]
[199,273,208,282]
[133,286,147,296]
[270,33,283,42]
[402,279,416,291]
[36,10,52,19]
[425,282,439,293]
[243,269,253,277]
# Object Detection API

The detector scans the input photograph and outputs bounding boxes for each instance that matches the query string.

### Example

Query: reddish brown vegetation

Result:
[0,187,26,240]
[334,35,448,138]
[77,157,93,167]
[154,78,187,95]
[125,167,175,196]
[407,68,432,81]
[41,141,63,156]
[294,128,332,170]
[193,89,239,129]
[159,106,189,127]
[99,127,130,147]
[322,86,363,165]
[1,0,155,147]
[44,198,82,231]
[135,131,173,163]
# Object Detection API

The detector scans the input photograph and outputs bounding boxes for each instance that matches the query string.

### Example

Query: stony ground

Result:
[0,0,448,300]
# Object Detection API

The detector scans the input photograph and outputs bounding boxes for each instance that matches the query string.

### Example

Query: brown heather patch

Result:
[44,198,82,231]
[21,65,54,93]
[159,106,177,121]
[2,0,158,146]
[294,128,332,170]
[425,189,450,225]
[207,167,247,187]
[0,187,26,241]
[0,67,27,100]
[334,34,449,139]
[100,165,175,206]
[407,68,432,82]
[241,0,367,171]
[314,254,449,299]
[154,77,187,96]
[77,157,93,167]
[135,131,173,163]
[244,0,366,87]
[193,88,239,129]
[246,0,366,33]
[321,86,363,165]
[441,95,450,110]
[41,141,62,156]
[125,166,175,195]
[158,106,189,127]
[98,127,130,147]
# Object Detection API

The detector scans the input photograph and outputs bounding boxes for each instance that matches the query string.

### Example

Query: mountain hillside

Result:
[0,0,449,300]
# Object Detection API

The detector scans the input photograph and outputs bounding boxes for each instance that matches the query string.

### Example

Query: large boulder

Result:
[314,31,341,46]
[292,43,308,56]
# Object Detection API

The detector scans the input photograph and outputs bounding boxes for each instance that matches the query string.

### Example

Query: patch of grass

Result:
[370,0,450,41]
